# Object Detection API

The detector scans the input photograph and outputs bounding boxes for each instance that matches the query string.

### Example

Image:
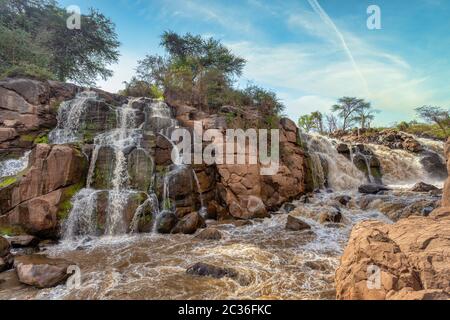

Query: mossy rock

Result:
[127,148,153,192]
[91,146,116,190]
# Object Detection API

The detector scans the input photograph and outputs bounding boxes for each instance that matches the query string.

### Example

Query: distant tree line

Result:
[0,0,120,85]
[298,97,378,134]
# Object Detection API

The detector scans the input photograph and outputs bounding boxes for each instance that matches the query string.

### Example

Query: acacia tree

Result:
[415,106,450,137]
[353,102,378,129]
[298,111,324,133]
[331,97,371,131]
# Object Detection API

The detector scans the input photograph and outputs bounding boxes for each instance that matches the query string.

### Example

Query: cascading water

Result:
[304,134,366,190]
[0,151,31,178]
[49,91,99,144]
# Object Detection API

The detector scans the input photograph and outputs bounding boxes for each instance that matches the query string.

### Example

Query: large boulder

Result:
[155,210,178,234]
[195,227,222,240]
[14,255,74,288]
[420,151,447,180]
[335,214,450,300]
[186,262,238,280]
[442,138,450,207]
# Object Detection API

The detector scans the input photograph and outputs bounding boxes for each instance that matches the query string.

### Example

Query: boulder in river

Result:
[358,184,391,194]
[285,215,311,231]
[335,195,352,206]
[411,182,439,193]
[186,262,238,280]
[155,210,178,234]
[171,211,205,234]
[195,228,222,240]
[14,254,74,288]
[0,236,13,273]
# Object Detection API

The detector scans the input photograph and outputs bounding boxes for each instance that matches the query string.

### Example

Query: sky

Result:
[59,0,450,126]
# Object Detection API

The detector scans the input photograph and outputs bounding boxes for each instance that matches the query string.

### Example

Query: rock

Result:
[358,184,390,194]
[411,182,439,193]
[336,143,350,155]
[335,195,352,206]
[155,210,178,234]
[8,235,40,248]
[285,215,311,231]
[186,262,238,280]
[127,148,153,192]
[318,208,342,223]
[171,212,205,234]
[280,202,296,214]
[195,228,222,240]
[443,138,450,207]
[0,236,10,257]
[420,151,447,180]
[335,214,450,300]
[14,254,74,288]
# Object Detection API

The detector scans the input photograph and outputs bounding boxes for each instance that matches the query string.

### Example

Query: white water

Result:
[0,151,31,178]
[49,91,98,144]
[305,134,366,190]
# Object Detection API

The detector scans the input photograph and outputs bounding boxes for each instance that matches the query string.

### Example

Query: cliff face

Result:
[335,138,450,300]
[0,78,308,238]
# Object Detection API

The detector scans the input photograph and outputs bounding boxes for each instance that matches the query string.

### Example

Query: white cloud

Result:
[96,51,140,93]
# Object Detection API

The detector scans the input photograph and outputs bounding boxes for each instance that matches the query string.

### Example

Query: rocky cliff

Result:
[0,78,308,238]
[335,138,450,300]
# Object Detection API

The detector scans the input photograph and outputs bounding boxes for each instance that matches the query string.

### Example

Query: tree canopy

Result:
[133,31,283,116]
[415,105,450,137]
[0,0,120,85]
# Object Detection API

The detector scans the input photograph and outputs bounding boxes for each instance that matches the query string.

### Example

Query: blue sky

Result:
[59,0,450,126]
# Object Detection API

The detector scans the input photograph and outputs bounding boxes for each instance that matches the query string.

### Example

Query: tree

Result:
[415,106,450,137]
[331,97,368,131]
[325,113,339,134]
[353,102,378,129]
[298,111,324,133]
[0,0,120,85]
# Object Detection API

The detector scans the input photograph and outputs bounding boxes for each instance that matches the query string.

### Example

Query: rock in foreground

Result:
[195,228,222,240]
[411,182,439,193]
[335,211,450,300]
[14,255,74,288]
[0,236,13,272]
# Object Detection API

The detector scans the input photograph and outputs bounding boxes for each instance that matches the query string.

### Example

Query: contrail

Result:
[307,0,370,96]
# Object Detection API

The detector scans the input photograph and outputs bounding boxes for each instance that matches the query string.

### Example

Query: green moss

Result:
[34,134,49,144]
[57,182,84,220]
[0,176,17,188]
[20,134,36,142]
[0,225,25,236]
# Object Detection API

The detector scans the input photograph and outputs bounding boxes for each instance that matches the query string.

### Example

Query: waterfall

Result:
[49,91,98,144]
[0,151,31,178]
[63,189,99,239]
[304,134,366,190]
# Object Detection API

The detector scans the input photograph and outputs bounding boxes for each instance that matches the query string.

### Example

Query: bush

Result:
[1,63,56,81]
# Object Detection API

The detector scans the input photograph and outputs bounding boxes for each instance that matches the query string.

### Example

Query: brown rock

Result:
[195,227,222,240]
[286,215,311,231]
[171,212,205,234]
[0,236,10,257]
[8,235,40,248]
[14,254,74,288]
[335,215,450,300]
[411,182,439,193]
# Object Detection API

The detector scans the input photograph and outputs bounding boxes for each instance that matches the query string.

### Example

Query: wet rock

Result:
[186,262,238,280]
[91,146,116,189]
[0,236,10,257]
[420,151,447,180]
[286,215,311,231]
[8,235,40,248]
[411,182,439,193]
[358,184,390,194]
[280,202,296,214]
[195,228,222,240]
[335,195,352,206]
[318,208,342,223]
[155,210,178,234]
[14,255,74,288]
[127,148,153,192]
[171,212,206,235]
[443,138,450,207]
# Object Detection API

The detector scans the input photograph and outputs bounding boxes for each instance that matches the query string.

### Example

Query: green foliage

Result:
[20,134,35,142]
[0,0,120,85]
[0,176,17,188]
[34,134,49,144]
[119,77,164,99]
[0,225,25,236]
[415,105,449,137]
[397,122,448,140]
[331,97,375,131]
[298,111,324,133]
[57,182,84,220]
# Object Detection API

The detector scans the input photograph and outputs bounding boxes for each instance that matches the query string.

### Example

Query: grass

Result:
[0,225,25,236]
[34,134,49,144]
